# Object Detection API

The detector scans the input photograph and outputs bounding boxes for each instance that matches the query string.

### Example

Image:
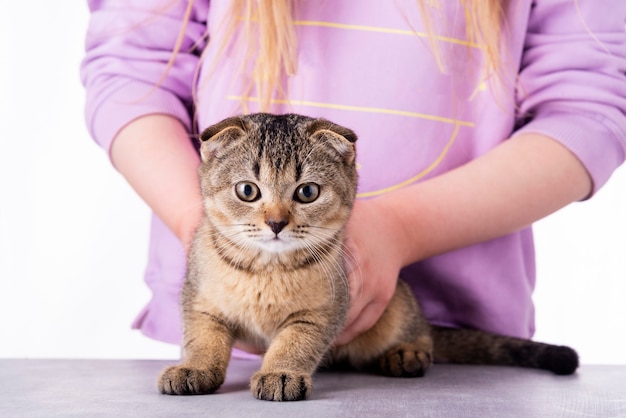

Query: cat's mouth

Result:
[264,234,287,244]
[256,233,301,253]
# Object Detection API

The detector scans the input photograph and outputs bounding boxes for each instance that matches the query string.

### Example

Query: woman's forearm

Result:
[337,132,592,343]
[380,132,593,267]
[110,114,203,249]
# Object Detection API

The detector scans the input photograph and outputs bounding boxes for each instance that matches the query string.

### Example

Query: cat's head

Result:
[198,113,357,255]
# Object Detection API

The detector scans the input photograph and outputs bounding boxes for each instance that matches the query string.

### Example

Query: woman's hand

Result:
[334,197,410,345]
[333,133,591,346]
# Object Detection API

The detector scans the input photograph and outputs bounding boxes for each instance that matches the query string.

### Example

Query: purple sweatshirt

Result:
[82,0,626,346]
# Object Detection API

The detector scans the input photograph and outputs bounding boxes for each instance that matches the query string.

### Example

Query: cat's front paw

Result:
[158,365,224,395]
[250,371,312,401]
[379,344,433,378]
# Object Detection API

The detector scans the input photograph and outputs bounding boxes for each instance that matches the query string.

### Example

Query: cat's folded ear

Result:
[199,117,248,162]
[306,119,357,164]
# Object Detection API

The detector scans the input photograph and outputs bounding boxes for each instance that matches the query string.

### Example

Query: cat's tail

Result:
[431,326,579,375]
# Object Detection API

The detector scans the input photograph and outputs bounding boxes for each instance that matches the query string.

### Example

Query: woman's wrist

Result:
[173,202,203,252]
[364,195,417,269]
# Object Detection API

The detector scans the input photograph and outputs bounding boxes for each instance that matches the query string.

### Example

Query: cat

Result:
[157,113,579,401]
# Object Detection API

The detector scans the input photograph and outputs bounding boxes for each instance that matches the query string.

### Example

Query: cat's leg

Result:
[250,311,334,401]
[377,334,433,377]
[343,322,434,377]
[340,280,434,377]
[376,282,434,377]
[158,309,235,395]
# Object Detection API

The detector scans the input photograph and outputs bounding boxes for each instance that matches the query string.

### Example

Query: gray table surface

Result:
[1,358,625,417]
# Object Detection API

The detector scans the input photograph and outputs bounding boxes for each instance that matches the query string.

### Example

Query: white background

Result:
[1,2,625,363]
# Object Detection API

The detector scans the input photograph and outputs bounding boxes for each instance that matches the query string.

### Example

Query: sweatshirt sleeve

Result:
[80,0,209,155]
[514,0,626,195]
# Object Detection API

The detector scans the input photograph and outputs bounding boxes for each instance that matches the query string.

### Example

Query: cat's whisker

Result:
[298,230,351,303]
[305,229,358,302]
[302,225,337,231]
[230,235,260,270]
[297,226,340,242]
[207,227,262,271]
[338,245,363,301]
[214,223,259,228]
[303,227,361,293]
[300,240,343,303]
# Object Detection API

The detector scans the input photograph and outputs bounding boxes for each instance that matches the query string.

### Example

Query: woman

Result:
[81,0,626,352]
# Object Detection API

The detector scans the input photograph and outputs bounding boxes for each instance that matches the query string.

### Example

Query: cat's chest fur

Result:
[189,226,346,346]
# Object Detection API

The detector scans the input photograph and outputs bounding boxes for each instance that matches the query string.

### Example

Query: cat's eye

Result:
[235,181,261,202]
[294,183,320,203]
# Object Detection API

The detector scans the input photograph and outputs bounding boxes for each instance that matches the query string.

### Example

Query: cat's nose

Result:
[266,219,288,235]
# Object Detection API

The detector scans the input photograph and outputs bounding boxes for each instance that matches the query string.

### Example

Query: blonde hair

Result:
[229,0,297,111]
[170,0,508,112]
